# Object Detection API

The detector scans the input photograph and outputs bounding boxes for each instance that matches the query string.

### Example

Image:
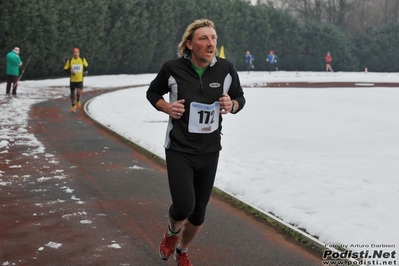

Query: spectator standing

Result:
[5,47,23,97]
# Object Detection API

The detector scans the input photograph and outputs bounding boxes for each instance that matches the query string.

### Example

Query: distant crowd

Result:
[244,50,334,74]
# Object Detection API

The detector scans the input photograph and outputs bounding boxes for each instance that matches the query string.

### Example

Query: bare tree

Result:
[383,0,399,23]
[264,0,399,36]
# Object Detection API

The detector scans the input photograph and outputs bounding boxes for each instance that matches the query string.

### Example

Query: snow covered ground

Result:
[1,71,398,263]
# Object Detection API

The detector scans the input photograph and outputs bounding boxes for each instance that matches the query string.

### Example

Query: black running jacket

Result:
[147,56,246,155]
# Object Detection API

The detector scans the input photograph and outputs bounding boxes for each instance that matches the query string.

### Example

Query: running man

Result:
[146,19,246,266]
[64,47,88,112]
[325,51,333,72]
[245,50,254,74]
[266,50,278,73]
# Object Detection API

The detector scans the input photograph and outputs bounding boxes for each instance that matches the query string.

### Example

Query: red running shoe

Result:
[159,229,179,260]
[175,251,193,266]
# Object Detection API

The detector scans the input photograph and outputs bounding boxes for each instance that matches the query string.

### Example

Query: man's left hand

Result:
[219,93,232,114]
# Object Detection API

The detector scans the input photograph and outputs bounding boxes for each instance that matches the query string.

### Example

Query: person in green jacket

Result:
[6,47,22,96]
[5,47,23,96]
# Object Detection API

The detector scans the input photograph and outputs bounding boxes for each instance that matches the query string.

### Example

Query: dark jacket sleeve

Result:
[146,63,171,109]
[228,66,246,113]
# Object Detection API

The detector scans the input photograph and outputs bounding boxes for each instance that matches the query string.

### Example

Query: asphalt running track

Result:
[1,88,324,266]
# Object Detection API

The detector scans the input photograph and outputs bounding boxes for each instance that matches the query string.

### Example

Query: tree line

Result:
[1,0,398,81]
[266,0,399,37]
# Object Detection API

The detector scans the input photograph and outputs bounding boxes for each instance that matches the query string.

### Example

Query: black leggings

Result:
[165,149,219,226]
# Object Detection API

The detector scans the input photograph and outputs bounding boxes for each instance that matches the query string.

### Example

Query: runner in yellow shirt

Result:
[64,47,88,112]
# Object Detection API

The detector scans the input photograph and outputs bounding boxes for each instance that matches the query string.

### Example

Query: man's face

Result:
[186,26,217,67]
[73,50,80,58]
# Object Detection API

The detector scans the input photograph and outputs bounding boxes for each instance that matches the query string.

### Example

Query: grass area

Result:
[212,186,325,254]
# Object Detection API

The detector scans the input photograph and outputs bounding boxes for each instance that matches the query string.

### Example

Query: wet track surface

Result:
[1,89,322,265]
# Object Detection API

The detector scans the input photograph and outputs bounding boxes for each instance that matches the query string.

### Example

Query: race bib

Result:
[188,101,220,134]
[72,64,82,73]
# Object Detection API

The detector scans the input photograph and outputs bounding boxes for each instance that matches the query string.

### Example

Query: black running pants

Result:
[165,149,219,226]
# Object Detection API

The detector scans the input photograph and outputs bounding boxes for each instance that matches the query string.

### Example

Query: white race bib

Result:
[72,64,82,73]
[188,101,220,134]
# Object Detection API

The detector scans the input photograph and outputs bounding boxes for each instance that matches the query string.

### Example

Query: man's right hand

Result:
[169,99,185,119]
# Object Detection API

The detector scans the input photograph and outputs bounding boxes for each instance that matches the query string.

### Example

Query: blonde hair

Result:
[177,19,217,57]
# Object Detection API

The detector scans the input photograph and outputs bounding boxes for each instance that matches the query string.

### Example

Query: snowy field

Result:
[1,71,398,263]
